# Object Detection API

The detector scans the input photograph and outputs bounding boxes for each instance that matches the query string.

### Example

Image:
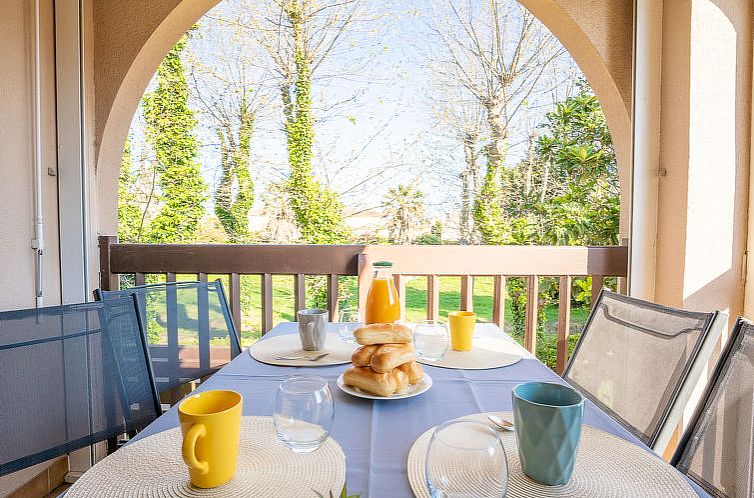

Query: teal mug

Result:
[512,382,584,485]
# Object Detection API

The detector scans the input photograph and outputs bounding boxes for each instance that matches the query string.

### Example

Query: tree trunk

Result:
[460,131,480,244]
[540,161,550,204]
[525,132,535,197]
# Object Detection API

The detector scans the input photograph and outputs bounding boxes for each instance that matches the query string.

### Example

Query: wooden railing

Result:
[99,236,628,374]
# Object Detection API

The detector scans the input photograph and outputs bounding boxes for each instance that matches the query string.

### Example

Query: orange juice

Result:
[365,262,401,324]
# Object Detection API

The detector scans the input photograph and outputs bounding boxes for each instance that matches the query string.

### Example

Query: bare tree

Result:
[431,84,486,244]
[430,0,566,244]
[187,15,272,242]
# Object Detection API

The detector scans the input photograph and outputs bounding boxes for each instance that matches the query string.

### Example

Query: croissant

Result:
[343,366,396,397]
[370,343,415,373]
[354,323,412,345]
[396,361,424,384]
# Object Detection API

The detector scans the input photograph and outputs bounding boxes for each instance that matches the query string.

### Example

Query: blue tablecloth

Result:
[135,322,707,497]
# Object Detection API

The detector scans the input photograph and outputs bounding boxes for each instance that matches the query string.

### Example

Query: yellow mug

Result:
[449,311,476,351]
[178,390,243,488]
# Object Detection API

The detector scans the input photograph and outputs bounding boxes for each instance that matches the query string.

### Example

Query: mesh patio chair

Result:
[94,280,241,395]
[0,296,161,476]
[671,317,754,498]
[563,289,726,454]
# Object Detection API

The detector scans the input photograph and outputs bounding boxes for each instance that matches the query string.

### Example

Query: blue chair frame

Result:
[0,296,161,476]
[94,279,242,394]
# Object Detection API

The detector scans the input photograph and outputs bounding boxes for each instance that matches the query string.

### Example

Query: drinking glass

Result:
[426,420,508,498]
[273,376,335,453]
[413,320,449,360]
[337,308,359,344]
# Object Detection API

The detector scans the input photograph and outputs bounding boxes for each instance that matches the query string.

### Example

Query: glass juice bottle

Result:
[365,261,401,324]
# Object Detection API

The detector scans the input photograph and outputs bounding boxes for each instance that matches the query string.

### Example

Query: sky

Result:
[126,0,583,229]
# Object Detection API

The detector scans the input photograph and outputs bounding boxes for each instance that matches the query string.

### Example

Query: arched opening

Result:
[95,0,632,240]
[95,0,634,360]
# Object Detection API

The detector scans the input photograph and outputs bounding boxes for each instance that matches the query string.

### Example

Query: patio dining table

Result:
[133,322,709,497]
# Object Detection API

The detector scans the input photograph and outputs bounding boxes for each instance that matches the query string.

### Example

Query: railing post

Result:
[427,275,440,321]
[328,274,339,321]
[229,273,242,335]
[524,275,538,354]
[492,275,505,328]
[262,274,273,334]
[166,272,178,386]
[357,253,373,322]
[394,274,406,321]
[197,274,210,371]
[591,275,605,308]
[294,274,306,312]
[98,235,118,291]
[460,275,473,311]
[556,275,572,375]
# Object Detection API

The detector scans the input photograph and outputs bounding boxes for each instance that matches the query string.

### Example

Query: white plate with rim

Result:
[336,373,433,400]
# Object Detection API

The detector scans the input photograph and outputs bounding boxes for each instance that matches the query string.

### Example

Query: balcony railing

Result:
[98,236,628,374]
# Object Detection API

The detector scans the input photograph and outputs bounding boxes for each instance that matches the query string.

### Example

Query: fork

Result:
[274,352,330,361]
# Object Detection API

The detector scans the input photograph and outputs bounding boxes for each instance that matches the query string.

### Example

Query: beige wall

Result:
[0,0,61,312]
[90,0,635,240]
[0,1,64,492]
[655,0,752,324]
[93,0,215,237]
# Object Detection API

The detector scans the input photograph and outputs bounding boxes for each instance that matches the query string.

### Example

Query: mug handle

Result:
[182,423,209,475]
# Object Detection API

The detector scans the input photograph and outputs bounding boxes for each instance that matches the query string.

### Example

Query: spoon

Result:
[487,414,516,431]
[274,353,330,361]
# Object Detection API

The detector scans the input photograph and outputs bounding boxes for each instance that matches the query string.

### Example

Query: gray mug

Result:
[297,309,328,351]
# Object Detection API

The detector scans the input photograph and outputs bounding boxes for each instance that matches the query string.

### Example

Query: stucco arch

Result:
[93,0,633,237]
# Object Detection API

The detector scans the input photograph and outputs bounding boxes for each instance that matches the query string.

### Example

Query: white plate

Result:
[336,373,433,400]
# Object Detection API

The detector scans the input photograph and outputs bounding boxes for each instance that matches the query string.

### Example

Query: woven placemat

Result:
[407,412,696,498]
[249,332,356,366]
[66,416,346,498]
[417,336,523,369]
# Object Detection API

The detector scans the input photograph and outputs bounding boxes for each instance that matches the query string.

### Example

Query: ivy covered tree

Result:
[474,157,510,245]
[143,35,207,243]
[214,91,256,243]
[117,135,143,243]
[278,0,349,244]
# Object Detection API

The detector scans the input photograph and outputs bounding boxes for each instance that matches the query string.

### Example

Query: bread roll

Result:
[370,343,415,373]
[351,345,378,367]
[354,323,412,345]
[396,361,424,384]
[392,368,409,394]
[343,366,396,397]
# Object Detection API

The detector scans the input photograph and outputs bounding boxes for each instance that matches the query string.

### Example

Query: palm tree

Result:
[261,182,300,243]
[383,184,426,244]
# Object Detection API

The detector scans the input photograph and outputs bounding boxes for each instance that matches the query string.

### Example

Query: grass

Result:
[188,275,590,347]
[132,274,592,368]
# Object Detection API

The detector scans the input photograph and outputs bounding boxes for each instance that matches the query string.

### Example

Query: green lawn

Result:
[191,275,590,347]
[133,274,591,369]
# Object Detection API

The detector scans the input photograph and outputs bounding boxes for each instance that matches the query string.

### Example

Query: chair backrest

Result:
[564,289,725,453]
[94,280,241,394]
[0,296,161,477]
[671,317,754,498]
